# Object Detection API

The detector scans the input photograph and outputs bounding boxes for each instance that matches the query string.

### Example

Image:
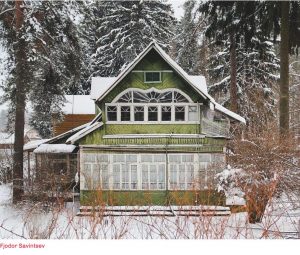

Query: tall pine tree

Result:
[199,1,280,127]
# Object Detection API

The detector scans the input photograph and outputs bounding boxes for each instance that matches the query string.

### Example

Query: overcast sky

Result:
[169,0,184,20]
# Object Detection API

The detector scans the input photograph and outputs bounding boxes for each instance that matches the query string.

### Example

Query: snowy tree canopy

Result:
[0,1,82,137]
[90,0,175,77]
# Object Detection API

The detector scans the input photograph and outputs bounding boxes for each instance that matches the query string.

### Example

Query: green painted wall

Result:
[80,190,226,206]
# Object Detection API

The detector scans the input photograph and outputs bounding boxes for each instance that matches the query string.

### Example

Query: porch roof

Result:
[33,144,77,154]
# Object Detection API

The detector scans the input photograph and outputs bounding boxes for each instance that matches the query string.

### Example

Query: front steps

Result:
[77,205,231,217]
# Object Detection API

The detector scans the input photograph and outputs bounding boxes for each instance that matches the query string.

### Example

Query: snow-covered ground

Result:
[0,184,299,239]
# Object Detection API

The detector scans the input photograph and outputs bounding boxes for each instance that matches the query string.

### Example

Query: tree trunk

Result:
[12,0,26,203]
[279,1,290,135]
[229,31,238,113]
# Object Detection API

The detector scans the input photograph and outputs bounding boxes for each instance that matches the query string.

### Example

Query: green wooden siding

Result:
[80,190,226,206]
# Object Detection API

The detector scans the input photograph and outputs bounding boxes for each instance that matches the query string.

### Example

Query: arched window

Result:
[114,88,192,103]
[106,88,199,123]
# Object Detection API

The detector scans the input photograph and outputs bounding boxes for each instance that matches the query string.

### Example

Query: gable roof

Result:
[91,41,245,124]
[94,41,213,103]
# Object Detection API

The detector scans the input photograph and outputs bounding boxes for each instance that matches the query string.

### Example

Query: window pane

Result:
[186,165,194,189]
[153,154,165,162]
[182,154,194,162]
[131,165,138,190]
[148,106,158,121]
[134,106,144,121]
[142,165,149,190]
[174,91,189,103]
[145,72,160,82]
[170,165,177,189]
[113,165,120,189]
[126,154,137,163]
[141,154,152,162]
[92,167,100,189]
[107,106,117,121]
[101,165,109,189]
[179,165,185,189]
[188,106,198,121]
[175,106,185,121]
[117,91,132,103]
[158,164,165,189]
[169,155,181,163]
[122,165,129,189]
[133,91,172,103]
[161,106,171,121]
[113,154,125,163]
[150,165,157,189]
[121,106,131,121]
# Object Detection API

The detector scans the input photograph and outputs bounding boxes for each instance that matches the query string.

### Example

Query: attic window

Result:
[144,72,161,83]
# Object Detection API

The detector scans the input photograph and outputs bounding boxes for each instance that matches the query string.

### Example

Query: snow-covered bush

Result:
[216,165,245,206]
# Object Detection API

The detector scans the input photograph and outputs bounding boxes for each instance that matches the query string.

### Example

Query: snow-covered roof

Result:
[214,103,246,124]
[0,132,14,145]
[24,139,50,151]
[188,75,208,94]
[45,121,91,145]
[66,122,103,144]
[42,112,102,146]
[62,95,95,114]
[90,77,117,100]
[33,144,77,154]
[91,41,245,124]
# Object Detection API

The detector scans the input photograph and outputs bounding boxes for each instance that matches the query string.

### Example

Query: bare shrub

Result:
[218,123,299,223]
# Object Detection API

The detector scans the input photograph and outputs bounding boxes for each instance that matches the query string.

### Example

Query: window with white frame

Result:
[106,88,200,123]
[107,106,117,121]
[81,153,215,191]
[144,72,161,83]
[134,106,144,121]
[121,106,131,121]
[161,106,171,121]
[148,106,158,121]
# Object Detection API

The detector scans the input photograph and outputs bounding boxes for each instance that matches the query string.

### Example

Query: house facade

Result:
[30,42,245,206]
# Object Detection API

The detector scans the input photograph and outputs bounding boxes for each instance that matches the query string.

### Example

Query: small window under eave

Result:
[144,72,161,83]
